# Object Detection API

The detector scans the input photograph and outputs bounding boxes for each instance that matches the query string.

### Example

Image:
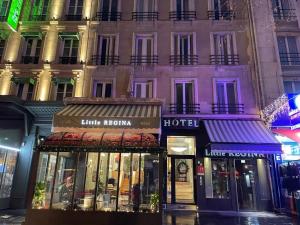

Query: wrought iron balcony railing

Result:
[91,55,119,65]
[95,11,121,21]
[21,56,39,64]
[169,104,200,114]
[212,104,244,114]
[130,55,158,65]
[29,14,48,21]
[279,53,300,65]
[169,11,196,20]
[210,54,239,65]
[170,55,198,65]
[273,9,297,21]
[132,12,159,21]
[207,10,235,20]
[65,14,83,21]
[59,56,78,64]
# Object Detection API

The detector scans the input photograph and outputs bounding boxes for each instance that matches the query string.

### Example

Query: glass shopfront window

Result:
[32,151,160,213]
[205,158,230,199]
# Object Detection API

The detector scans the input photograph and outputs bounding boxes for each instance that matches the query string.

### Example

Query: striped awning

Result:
[203,120,281,154]
[53,103,161,133]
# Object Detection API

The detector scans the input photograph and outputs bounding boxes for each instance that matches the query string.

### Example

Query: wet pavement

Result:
[0,210,299,225]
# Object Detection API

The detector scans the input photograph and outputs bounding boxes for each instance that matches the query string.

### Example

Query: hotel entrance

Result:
[167,137,196,204]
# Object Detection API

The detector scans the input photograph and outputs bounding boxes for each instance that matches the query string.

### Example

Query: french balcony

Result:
[91,55,119,65]
[210,54,239,65]
[212,104,244,114]
[169,104,200,114]
[279,53,300,65]
[207,10,235,20]
[65,14,83,21]
[21,56,39,64]
[273,9,297,21]
[130,55,158,65]
[29,14,48,21]
[170,55,198,65]
[132,12,159,21]
[95,11,121,21]
[59,56,78,64]
[169,11,196,21]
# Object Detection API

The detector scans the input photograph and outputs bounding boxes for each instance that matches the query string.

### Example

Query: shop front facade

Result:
[24,98,164,225]
[162,117,281,211]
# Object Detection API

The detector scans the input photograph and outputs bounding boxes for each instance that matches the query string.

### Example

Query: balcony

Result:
[91,55,119,65]
[273,9,297,21]
[59,57,78,64]
[207,10,235,20]
[95,11,121,21]
[132,12,159,21]
[130,55,158,65]
[21,56,39,64]
[210,55,239,65]
[212,104,244,114]
[279,53,300,65]
[65,14,83,21]
[169,104,200,114]
[170,55,198,65]
[169,11,196,20]
[29,14,48,21]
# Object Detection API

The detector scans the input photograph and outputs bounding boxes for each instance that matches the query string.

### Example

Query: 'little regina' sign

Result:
[163,118,199,128]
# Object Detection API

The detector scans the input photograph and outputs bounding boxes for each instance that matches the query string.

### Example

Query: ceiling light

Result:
[170,147,187,153]
[0,145,20,152]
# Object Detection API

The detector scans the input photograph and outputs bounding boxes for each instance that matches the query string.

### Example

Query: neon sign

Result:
[7,0,23,31]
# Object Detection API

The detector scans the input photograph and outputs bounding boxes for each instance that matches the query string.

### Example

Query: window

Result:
[171,33,197,65]
[277,36,300,65]
[0,0,10,19]
[134,0,157,20]
[22,38,41,64]
[205,158,230,199]
[132,34,157,65]
[60,39,79,64]
[99,0,120,21]
[174,81,195,114]
[214,80,240,114]
[67,0,83,17]
[94,82,112,98]
[95,35,118,65]
[15,82,35,101]
[55,83,74,101]
[209,0,233,20]
[170,0,195,20]
[167,137,196,155]
[211,33,238,65]
[284,81,300,93]
[272,0,296,21]
[30,0,50,21]
[134,81,153,98]
[0,40,5,60]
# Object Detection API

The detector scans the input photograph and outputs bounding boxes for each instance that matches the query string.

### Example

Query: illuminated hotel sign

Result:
[6,0,23,31]
[81,119,132,127]
[163,118,199,128]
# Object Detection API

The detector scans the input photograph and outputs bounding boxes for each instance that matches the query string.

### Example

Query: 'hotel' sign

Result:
[163,118,199,129]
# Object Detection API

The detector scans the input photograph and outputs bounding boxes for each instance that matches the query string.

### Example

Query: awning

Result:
[38,132,160,151]
[203,120,281,154]
[53,102,161,133]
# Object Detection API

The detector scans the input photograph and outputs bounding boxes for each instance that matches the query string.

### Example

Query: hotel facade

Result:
[0,0,284,224]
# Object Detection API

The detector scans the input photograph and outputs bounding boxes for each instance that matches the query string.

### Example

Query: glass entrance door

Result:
[167,157,195,204]
[235,160,257,210]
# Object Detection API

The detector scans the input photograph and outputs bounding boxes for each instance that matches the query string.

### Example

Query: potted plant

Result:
[32,182,46,209]
[150,193,159,213]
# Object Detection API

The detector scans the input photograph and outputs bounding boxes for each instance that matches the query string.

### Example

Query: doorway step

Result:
[164,204,197,212]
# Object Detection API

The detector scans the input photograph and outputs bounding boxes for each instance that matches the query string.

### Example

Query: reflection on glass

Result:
[167,157,171,204]
[73,153,98,211]
[52,152,77,210]
[167,137,195,155]
[118,153,131,211]
[96,153,109,211]
[131,153,140,211]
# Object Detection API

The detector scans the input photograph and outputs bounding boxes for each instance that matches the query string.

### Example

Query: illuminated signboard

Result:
[6,0,24,31]
[288,94,300,129]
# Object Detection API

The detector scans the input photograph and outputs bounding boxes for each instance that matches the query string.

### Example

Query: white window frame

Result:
[61,38,79,58]
[171,32,196,56]
[171,78,198,105]
[134,78,157,98]
[93,79,116,98]
[170,0,195,12]
[283,80,300,93]
[23,38,41,57]
[132,33,157,56]
[208,0,232,11]
[212,78,241,111]
[99,0,122,14]
[134,0,157,12]
[277,36,300,65]
[54,82,74,101]
[96,34,119,58]
[15,82,35,101]
[66,0,83,15]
